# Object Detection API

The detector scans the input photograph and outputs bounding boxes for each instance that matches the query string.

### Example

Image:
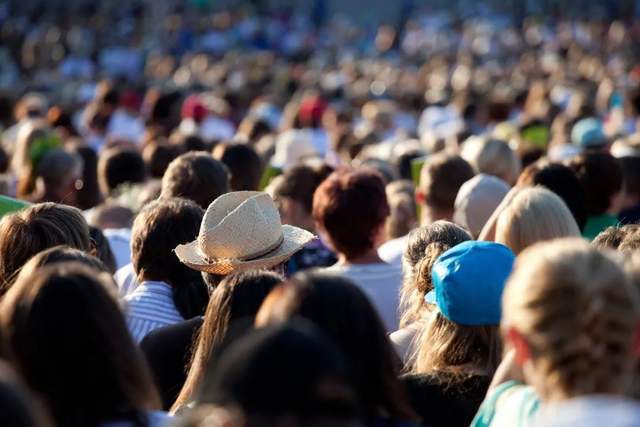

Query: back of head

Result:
[496,187,581,254]
[0,203,92,293]
[271,163,333,214]
[161,152,230,209]
[143,143,180,179]
[400,221,471,327]
[418,153,475,221]
[568,153,623,217]
[97,147,146,197]
[0,262,159,425]
[313,168,389,260]
[199,322,359,424]
[517,161,588,231]
[454,174,510,238]
[17,245,109,282]
[503,239,639,400]
[385,181,417,240]
[35,149,83,195]
[213,143,263,191]
[257,272,413,421]
[131,197,208,318]
[461,137,521,185]
[174,270,284,411]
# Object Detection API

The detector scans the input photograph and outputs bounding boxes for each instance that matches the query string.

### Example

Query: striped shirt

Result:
[124,281,184,343]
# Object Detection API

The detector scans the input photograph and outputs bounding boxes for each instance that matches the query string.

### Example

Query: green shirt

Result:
[582,214,619,241]
[471,381,540,427]
[0,195,29,219]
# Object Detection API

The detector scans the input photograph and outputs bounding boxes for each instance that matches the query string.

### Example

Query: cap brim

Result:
[175,225,316,275]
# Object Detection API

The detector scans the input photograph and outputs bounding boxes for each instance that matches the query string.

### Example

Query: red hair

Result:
[313,168,389,260]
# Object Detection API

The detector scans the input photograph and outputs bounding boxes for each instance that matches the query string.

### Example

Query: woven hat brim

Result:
[174,225,316,275]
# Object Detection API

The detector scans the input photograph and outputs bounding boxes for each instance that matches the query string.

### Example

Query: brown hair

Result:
[592,225,640,251]
[212,143,263,191]
[399,221,471,328]
[172,270,283,412]
[503,239,639,401]
[568,152,623,216]
[419,153,475,216]
[97,147,146,197]
[131,197,209,319]
[161,152,230,209]
[385,181,417,240]
[272,164,334,214]
[411,314,501,382]
[313,169,389,260]
[0,203,92,294]
[0,262,161,425]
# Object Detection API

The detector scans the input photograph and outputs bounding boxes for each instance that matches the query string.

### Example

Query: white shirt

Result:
[124,281,183,343]
[103,228,132,271]
[115,262,138,297]
[378,235,409,269]
[323,262,402,332]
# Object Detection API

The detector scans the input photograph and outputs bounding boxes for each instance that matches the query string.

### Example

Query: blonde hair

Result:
[495,187,580,254]
[503,238,639,401]
[399,221,471,328]
[461,137,521,185]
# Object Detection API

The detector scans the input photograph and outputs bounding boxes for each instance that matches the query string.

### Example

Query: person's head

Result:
[0,263,161,425]
[269,163,333,232]
[161,152,230,209]
[142,142,180,179]
[0,203,92,293]
[97,147,146,197]
[615,156,640,215]
[13,122,62,198]
[571,117,608,151]
[68,144,102,210]
[173,270,284,411]
[16,245,109,279]
[591,226,630,250]
[131,197,208,318]
[399,221,471,328]
[88,202,134,230]
[503,239,639,402]
[453,174,510,238]
[385,181,418,240]
[313,169,389,261]
[199,322,360,426]
[412,241,514,379]
[213,143,263,191]
[33,149,83,206]
[495,187,581,254]
[256,272,414,422]
[568,153,623,217]
[417,153,475,225]
[461,137,521,185]
[517,160,588,231]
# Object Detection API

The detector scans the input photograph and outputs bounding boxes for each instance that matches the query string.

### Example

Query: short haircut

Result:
[0,203,92,292]
[143,143,180,179]
[419,153,475,214]
[313,169,389,259]
[36,149,83,189]
[461,137,521,184]
[161,152,230,209]
[517,161,588,231]
[213,143,263,191]
[496,187,581,254]
[568,153,623,216]
[272,164,334,214]
[97,148,146,196]
[620,156,640,201]
[131,197,203,285]
[593,224,640,252]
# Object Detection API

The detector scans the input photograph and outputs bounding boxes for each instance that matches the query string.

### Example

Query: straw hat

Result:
[175,191,316,274]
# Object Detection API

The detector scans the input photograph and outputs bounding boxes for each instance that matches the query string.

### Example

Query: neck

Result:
[338,248,384,265]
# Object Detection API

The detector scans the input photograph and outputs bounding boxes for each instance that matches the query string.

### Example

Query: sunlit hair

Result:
[0,203,92,294]
[0,262,161,425]
[503,239,639,401]
[172,270,283,413]
[461,137,521,185]
[410,313,501,382]
[495,187,580,254]
[399,221,471,328]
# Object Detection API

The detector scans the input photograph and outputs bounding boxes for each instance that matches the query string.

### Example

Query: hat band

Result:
[202,233,285,264]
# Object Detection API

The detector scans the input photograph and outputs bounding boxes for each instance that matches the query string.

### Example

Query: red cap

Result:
[182,94,208,121]
[298,96,328,126]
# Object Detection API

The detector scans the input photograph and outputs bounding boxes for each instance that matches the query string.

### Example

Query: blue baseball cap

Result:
[571,118,606,148]
[425,241,515,326]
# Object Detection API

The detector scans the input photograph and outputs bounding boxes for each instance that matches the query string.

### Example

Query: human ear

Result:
[507,327,531,366]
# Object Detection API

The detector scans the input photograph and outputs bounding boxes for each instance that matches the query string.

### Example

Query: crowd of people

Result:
[2,1,640,427]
